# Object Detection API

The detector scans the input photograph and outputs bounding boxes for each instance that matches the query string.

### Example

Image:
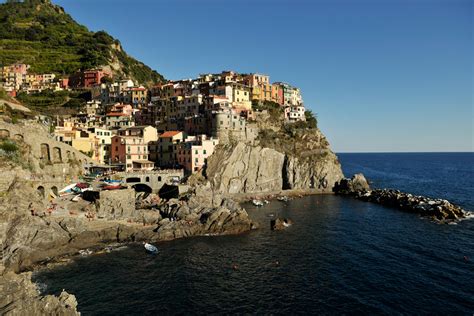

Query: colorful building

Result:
[284,105,306,122]
[176,135,219,174]
[111,135,152,171]
[130,87,148,108]
[153,131,184,168]
[83,69,110,88]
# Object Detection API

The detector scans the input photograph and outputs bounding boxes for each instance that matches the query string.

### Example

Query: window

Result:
[195,150,198,154]
[195,158,198,163]
[145,176,150,182]
[203,150,207,154]
[158,176,162,182]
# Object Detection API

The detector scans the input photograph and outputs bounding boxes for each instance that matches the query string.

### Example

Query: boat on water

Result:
[144,242,158,254]
[252,199,264,207]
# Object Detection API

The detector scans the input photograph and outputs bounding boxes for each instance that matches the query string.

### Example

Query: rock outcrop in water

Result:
[334,174,468,221]
[270,218,293,230]
[0,270,79,315]
[332,173,370,194]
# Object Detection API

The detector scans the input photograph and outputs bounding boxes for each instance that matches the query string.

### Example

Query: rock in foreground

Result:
[0,270,79,315]
[270,218,293,230]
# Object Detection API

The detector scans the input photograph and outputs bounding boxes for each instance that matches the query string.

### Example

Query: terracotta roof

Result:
[160,131,182,138]
[106,112,128,117]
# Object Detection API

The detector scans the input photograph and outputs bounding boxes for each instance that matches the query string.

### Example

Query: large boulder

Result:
[333,173,370,195]
[97,188,136,220]
[271,218,293,230]
[0,271,79,315]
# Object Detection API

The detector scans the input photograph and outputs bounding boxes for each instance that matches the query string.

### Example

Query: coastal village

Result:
[1,64,307,178]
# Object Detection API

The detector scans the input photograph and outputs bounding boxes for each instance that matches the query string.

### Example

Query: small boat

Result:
[144,242,158,253]
[103,179,122,184]
[252,199,264,207]
[103,184,125,190]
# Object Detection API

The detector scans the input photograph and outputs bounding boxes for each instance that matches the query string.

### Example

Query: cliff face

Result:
[283,151,344,191]
[206,125,344,195]
[206,143,285,194]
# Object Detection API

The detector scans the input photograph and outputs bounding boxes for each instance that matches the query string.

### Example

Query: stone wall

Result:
[0,120,93,171]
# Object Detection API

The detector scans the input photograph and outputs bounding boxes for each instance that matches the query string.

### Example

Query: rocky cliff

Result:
[206,121,344,195]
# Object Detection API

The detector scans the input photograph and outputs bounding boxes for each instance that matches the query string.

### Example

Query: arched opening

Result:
[52,147,62,163]
[37,186,45,199]
[40,143,50,162]
[158,176,162,182]
[145,176,150,182]
[50,186,59,198]
[0,129,10,139]
[13,134,23,141]
[66,150,71,161]
[126,177,141,183]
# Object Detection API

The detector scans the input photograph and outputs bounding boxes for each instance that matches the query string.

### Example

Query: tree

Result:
[305,110,317,129]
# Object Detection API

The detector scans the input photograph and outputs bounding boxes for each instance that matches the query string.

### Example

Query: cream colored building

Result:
[176,135,219,174]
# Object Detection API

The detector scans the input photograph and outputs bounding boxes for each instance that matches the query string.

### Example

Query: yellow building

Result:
[244,73,272,102]
[130,87,148,107]
[226,83,251,110]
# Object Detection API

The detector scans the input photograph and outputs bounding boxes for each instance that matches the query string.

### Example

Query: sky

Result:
[54,0,473,152]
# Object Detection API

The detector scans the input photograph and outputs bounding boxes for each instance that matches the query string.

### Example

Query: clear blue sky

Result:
[54,0,472,152]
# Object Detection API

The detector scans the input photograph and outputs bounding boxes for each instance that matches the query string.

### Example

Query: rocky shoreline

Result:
[334,174,470,222]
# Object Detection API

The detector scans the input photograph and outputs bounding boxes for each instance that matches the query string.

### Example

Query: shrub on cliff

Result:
[0,139,18,153]
[304,110,318,129]
[252,100,284,122]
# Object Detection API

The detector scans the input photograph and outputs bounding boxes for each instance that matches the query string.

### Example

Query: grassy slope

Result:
[0,0,165,85]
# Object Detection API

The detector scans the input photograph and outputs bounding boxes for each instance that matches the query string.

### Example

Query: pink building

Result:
[111,135,152,171]
[176,135,219,174]
[59,78,69,89]
[271,83,284,105]
[84,69,111,88]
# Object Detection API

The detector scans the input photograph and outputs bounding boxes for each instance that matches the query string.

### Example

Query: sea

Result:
[33,153,474,315]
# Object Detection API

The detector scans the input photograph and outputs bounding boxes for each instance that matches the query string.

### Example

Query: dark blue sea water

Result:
[34,153,474,315]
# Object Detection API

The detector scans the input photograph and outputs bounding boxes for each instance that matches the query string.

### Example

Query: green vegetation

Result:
[304,110,317,129]
[0,87,9,101]
[252,100,284,122]
[16,89,89,109]
[0,0,165,85]
[0,139,18,153]
[0,138,29,168]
